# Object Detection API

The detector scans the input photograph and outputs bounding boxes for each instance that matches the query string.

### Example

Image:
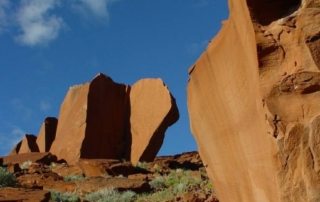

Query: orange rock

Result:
[8,140,22,155]
[49,74,178,165]
[1,152,57,165]
[50,73,131,164]
[18,134,39,154]
[36,117,58,152]
[188,0,320,201]
[130,79,179,165]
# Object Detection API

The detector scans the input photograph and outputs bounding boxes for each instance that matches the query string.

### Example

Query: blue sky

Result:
[0,0,228,156]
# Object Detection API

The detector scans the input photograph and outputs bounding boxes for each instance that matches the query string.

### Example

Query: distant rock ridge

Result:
[10,73,179,165]
[187,0,320,201]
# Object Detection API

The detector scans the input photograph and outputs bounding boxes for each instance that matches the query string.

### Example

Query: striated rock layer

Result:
[188,0,320,201]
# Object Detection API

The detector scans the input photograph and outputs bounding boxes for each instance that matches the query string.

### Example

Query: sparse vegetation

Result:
[136,161,148,170]
[50,191,80,202]
[137,168,213,202]
[85,188,136,202]
[63,174,85,182]
[0,167,17,188]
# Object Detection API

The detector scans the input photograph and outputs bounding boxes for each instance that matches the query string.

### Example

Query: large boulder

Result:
[187,0,320,201]
[36,117,58,152]
[130,78,179,164]
[50,73,131,164]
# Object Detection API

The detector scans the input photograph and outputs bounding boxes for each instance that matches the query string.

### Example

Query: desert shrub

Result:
[149,176,166,190]
[63,175,85,182]
[50,191,80,202]
[150,169,202,193]
[0,167,17,187]
[85,188,136,202]
[20,160,32,170]
[136,190,174,202]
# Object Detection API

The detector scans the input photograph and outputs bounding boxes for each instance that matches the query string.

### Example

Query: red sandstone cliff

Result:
[188,0,320,201]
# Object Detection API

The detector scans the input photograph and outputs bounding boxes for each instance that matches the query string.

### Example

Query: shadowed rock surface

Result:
[36,117,58,153]
[17,135,39,154]
[130,78,179,165]
[49,73,131,164]
[188,0,320,201]
[21,73,179,165]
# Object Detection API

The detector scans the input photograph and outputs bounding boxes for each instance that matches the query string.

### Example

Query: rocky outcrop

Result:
[187,0,320,201]
[1,152,57,165]
[130,79,179,164]
[17,135,39,154]
[36,117,58,152]
[49,74,131,164]
[46,73,178,164]
[10,74,178,165]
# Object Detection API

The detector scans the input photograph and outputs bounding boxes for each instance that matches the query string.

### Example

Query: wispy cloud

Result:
[15,0,63,46]
[0,125,25,155]
[11,98,33,120]
[40,100,51,112]
[74,0,118,20]
[0,0,10,32]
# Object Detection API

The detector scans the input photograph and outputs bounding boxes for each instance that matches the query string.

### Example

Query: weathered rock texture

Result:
[36,117,58,152]
[48,73,178,164]
[130,79,179,164]
[187,0,320,201]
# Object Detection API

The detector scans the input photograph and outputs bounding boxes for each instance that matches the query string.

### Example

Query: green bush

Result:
[0,167,17,187]
[142,168,212,201]
[63,175,85,182]
[85,188,136,202]
[50,191,80,202]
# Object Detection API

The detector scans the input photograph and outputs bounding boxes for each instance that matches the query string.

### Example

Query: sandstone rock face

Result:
[49,73,178,165]
[187,0,320,201]
[130,79,179,164]
[36,117,58,152]
[50,74,130,164]
[18,135,39,154]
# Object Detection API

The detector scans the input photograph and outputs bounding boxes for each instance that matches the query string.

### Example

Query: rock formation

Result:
[130,79,179,164]
[187,0,320,201]
[36,117,58,152]
[14,135,39,154]
[49,74,131,164]
[20,73,179,165]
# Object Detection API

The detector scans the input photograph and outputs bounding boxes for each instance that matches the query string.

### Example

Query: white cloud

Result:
[40,100,51,112]
[0,0,9,32]
[75,0,118,19]
[15,0,63,46]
